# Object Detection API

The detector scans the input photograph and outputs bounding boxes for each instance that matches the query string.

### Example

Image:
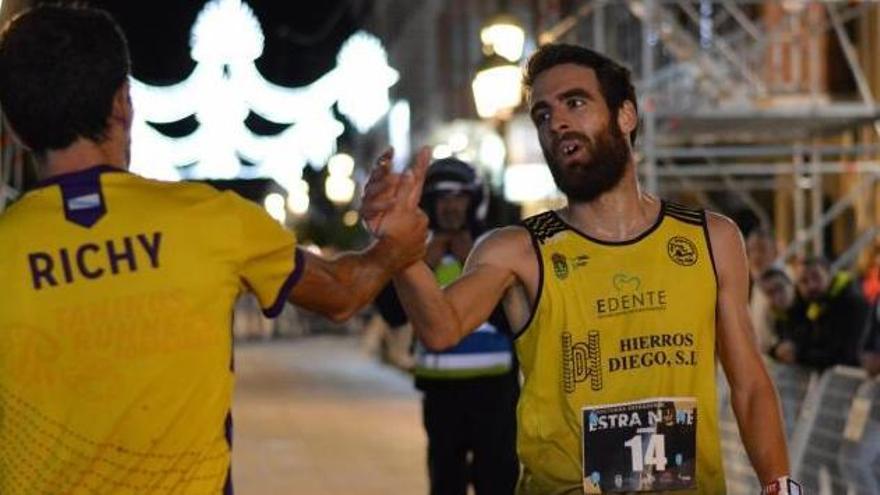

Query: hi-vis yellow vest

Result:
[515,202,724,495]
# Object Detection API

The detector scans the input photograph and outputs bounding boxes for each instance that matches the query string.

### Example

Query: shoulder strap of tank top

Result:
[664,200,705,226]
[521,210,568,245]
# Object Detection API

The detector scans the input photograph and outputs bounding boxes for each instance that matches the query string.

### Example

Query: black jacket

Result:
[791,272,871,370]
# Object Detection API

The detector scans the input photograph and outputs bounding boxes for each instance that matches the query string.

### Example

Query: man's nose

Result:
[550,112,570,134]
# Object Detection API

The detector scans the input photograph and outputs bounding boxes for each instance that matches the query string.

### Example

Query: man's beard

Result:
[542,119,631,203]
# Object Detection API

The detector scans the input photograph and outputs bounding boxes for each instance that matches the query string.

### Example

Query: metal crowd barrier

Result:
[790,366,880,495]
[720,362,880,495]
[718,361,817,494]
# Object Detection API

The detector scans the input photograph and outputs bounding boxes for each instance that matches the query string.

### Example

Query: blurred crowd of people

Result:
[746,227,880,376]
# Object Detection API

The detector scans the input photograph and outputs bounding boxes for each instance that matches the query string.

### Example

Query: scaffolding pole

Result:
[642,0,659,194]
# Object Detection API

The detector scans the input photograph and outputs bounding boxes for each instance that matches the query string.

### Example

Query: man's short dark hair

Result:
[747,225,775,241]
[0,5,131,155]
[760,268,791,285]
[801,256,831,272]
[523,43,639,146]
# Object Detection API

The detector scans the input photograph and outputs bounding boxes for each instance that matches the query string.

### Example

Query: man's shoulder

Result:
[119,175,254,214]
[122,174,226,200]
[469,225,535,270]
[703,210,744,249]
[475,225,532,251]
[703,210,737,232]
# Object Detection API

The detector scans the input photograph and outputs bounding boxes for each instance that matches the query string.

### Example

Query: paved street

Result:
[231,336,427,494]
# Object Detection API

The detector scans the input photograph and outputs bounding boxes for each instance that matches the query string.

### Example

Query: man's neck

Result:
[560,164,661,242]
[40,137,126,180]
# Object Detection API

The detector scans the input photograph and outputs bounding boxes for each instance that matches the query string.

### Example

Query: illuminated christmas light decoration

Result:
[263,192,287,224]
[129,0,398,191]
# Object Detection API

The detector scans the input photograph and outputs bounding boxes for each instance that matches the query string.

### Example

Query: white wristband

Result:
[762,476,802,495]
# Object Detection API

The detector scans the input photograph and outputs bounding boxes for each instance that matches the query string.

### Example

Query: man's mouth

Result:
[557,138,586,160]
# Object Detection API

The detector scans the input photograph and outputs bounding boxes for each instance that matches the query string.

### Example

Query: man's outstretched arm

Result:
[709,213,790,485]
[393,226,531,350]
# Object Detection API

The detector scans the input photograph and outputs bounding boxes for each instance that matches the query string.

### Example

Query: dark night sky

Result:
[88,0,367,87]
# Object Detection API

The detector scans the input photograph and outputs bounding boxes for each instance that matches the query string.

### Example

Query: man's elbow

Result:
[308,296,363,324]
[418,326,462,351]
[324,299,363,324]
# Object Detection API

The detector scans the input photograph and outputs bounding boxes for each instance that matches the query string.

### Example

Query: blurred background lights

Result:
[448,132,469,153]
[327,153,355,177]
[432,144,453,160]
[325,176,356,204]
[388,101,411,172]
[342,210,360,227]
[471,54,522,120]
[479,15,525,62]
[325,153,356,204]
[286,180,310,216]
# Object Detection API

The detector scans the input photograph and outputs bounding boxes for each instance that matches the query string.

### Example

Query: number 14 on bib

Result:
[582,397,697,493]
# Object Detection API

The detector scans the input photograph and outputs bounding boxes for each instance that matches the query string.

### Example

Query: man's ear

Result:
[617,99,637,137]
[110,80,133,130]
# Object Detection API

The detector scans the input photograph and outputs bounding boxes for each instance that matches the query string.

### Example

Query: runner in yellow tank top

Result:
[366,44,802,494]
[515,202,722,494]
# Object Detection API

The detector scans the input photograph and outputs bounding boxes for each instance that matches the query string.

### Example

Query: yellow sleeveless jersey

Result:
[0,166,302,494]
[516,202,724,495]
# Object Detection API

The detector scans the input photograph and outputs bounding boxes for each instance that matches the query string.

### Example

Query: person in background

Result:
[860,247,880,305]
[374,158,519,495]
[859,294,880,376]
[757,268,805,365]
[745,226,784,353]
[792,257,871,371]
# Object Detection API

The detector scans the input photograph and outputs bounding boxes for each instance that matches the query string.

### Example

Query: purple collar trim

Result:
[36,165,127,228]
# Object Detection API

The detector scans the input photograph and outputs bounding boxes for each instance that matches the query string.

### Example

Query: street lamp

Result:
[472,52,522,120]
[480,14,525,62]
[473,13,525,121]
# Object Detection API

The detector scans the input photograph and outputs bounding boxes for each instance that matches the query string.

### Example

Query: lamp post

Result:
[472,53,523,121]
[471,13,527,223]
[472,14,525,122]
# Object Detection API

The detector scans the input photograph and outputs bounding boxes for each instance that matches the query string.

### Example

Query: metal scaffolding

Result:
[541,0,880,266]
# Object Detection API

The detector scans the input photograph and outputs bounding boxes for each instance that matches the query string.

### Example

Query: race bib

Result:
[582,397,697,493]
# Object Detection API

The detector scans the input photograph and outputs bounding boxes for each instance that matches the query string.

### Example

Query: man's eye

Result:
[568,98,586,108]
[533,111,550,124]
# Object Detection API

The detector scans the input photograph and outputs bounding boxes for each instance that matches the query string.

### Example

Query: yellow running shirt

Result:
[0,166,302,494]
[516,202,724,495]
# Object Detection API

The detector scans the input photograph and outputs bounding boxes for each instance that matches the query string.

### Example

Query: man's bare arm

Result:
[709,213,790,484]
[393,226,534,350]
[288,238,420,323]
[288,152,429,322]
